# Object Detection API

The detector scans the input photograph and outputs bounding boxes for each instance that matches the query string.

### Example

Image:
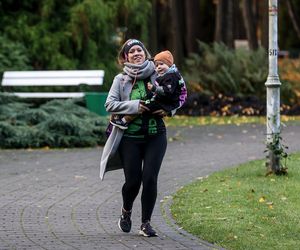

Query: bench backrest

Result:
[1,70,104,98]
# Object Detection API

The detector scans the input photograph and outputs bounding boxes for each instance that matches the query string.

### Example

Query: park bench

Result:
[1,70,104,98]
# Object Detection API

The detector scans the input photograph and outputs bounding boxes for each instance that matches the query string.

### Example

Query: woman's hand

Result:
[138,101,150,114]
[152,109,167,117]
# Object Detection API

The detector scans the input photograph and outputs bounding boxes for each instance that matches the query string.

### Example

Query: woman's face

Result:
[127,45,146,64]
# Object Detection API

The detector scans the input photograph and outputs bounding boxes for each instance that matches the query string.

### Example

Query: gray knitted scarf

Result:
[123,60,155,80]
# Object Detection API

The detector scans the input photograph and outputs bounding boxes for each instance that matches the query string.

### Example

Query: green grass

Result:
[171,152,300,250]
[164,115,300,127]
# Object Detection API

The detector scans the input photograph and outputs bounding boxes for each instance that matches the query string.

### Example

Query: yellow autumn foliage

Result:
[279,58,300,96]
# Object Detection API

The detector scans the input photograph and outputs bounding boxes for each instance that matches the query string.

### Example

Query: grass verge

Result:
[171,152,300,250]
[164,115,300,127]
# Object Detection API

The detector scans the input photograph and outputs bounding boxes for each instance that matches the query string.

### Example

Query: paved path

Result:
[0,123,299,250]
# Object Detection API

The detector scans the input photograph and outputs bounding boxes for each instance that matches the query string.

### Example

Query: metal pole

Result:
[265,0,281,173]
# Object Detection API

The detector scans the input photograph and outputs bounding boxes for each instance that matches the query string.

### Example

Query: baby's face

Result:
[154,61,169,76]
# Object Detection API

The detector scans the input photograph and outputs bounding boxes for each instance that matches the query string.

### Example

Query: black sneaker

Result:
[139,221,157,237]
[110,116,128,130]
[118,208,132,233]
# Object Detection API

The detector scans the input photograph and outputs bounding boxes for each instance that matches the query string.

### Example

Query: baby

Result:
[110,50,185,129]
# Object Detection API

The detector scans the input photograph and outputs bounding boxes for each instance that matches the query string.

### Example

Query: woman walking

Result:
[100,39,182,237]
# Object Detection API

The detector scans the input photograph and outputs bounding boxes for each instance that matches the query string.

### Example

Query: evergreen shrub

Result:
[0,94,107,149]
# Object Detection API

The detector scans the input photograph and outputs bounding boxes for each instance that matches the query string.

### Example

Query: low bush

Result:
[183,42,266,97]
[0,94,107,149]
[179,42,300,116]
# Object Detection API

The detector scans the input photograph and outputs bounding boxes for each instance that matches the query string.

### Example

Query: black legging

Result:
[118,133,167,223]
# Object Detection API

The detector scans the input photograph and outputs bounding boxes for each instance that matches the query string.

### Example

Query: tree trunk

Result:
[242,0,258,50]
[233,0,245,40]
[168,0,185,65]
[215,0,227,43]
[184,0,201,54]
[149,0,158,53]
[214,0,234,48]
[155,0,169,51]
[286,0,300,40]
[260,0,268,49]
[226,0,234,48]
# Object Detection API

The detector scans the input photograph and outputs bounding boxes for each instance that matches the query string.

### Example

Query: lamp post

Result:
[265,0,281,173]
